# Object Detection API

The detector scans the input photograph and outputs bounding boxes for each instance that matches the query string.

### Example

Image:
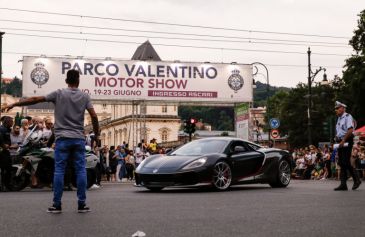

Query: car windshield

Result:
[247,142,262,150]
[170,140,228,156]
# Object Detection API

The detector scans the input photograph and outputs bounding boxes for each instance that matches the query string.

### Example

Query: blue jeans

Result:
[117,161,126,180]
[53,138,86,207]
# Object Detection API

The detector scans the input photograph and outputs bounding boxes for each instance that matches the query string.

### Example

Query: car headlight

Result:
[182,157,207,170]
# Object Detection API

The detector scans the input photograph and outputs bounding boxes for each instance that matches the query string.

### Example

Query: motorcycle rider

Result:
[0,116,14,191]
[1,69,100,213]
[10,125,22,151]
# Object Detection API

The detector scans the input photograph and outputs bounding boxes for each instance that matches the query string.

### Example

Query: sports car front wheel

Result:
[269,159,291,188]
[212,161,232,191]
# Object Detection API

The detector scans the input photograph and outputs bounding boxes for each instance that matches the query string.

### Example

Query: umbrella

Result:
[355,125,365,136]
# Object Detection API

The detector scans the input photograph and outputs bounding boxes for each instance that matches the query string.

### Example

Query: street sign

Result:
[271,129,280,139]
[269,118,280,129]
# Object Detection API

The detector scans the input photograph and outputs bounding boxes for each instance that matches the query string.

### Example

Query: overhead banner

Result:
[22,56,253,103]
[235,103,250,140]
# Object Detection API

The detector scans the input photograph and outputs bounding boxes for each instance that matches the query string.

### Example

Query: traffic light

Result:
[190,118,197,134]
[184,118,197,141]
[190,118,198,124]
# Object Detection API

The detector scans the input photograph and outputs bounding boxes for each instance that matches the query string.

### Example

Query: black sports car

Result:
[135,137,292,191]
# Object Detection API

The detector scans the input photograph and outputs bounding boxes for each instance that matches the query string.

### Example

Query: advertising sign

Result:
[235,103,250,140]
[22,56,253,103]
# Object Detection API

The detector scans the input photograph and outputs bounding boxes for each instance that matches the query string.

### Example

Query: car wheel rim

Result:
[213,162,232,190]
[279,160,290,185]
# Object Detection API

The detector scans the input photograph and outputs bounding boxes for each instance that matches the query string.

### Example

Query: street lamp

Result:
[251,62,270,144]
[307,47,327,146]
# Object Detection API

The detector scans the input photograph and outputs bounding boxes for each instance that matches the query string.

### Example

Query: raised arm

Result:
[1,96,46,112]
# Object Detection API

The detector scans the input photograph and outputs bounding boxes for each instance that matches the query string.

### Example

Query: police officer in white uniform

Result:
[334,101,361,191]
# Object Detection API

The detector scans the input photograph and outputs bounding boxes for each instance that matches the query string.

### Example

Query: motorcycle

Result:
[5,126,99,191]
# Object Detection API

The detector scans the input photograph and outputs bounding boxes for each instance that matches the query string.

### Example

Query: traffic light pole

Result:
[251,62,270,144]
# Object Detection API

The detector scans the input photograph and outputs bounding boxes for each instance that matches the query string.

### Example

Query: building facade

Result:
[87,104,180,148]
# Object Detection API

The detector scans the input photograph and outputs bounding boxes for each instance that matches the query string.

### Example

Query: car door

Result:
[229,140,265,179]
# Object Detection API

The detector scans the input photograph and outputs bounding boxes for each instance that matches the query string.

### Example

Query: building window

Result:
[102,104,107,110]
[161,130,168,142]
[162,105,167,113]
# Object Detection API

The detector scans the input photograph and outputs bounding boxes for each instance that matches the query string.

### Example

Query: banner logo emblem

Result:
[30,62,49,88]
[228,69,244,92]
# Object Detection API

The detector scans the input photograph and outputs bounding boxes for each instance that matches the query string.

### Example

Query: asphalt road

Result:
[0,180,364,237]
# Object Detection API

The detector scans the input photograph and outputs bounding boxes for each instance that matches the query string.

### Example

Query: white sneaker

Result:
[90,184,100,189]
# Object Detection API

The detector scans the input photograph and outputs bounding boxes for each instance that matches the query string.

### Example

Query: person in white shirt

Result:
[42,118,53,141]
[19,119,29,143]
[134,143,144,168]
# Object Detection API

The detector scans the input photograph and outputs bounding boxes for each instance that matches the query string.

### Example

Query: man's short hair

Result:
[66,69,80,85]
[2,116,13,125]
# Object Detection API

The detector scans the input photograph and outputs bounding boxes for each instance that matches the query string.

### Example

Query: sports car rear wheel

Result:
[212,161,232,191]
[270,159,291,188]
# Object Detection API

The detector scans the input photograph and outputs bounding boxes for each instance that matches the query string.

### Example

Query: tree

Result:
[179,106,234,131]
[266,90,289,132]
[1,77,22,97]
[268,83,336,148]
[267,10,365,147]
[253,81,290,107]
[341,9,365,127]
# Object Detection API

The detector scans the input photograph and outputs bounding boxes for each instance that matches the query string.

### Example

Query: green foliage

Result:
[268,83,336,148]
[350,9,365,55]
[179,106,235,131]
[253,81,289,107]
[267,9,365,147]
[1,77,22,97]
[179,82,290,131]
[340,9,365,127]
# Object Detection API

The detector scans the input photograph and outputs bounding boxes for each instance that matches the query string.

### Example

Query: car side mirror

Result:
[233,146,246,153]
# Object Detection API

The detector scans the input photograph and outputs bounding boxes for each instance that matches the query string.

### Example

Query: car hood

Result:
[142,155,201,172]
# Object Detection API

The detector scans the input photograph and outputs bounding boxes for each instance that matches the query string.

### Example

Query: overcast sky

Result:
[0,0,364,87]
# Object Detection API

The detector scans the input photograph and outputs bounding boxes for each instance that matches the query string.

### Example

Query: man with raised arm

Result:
[1,69,100,213]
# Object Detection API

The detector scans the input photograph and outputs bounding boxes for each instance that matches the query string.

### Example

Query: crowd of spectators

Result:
[94,137,167,188]
[1,114,167,190]
[292,139,365,180]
